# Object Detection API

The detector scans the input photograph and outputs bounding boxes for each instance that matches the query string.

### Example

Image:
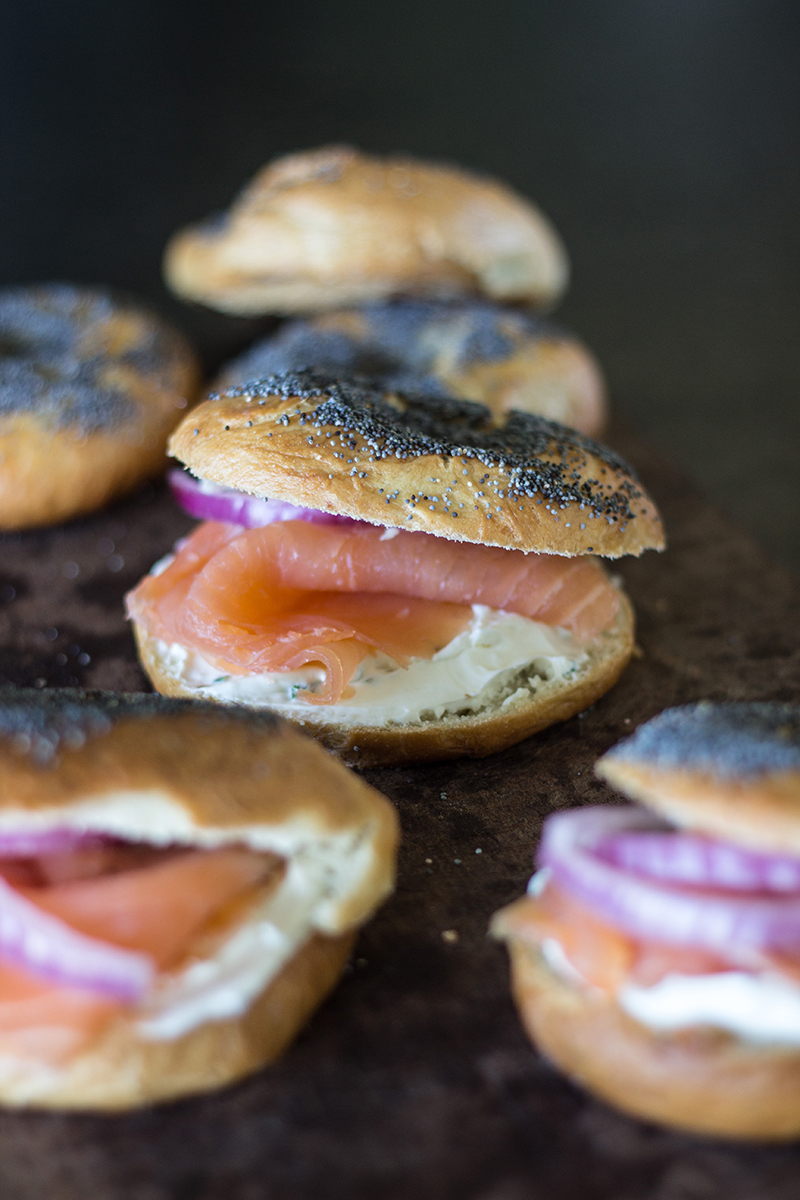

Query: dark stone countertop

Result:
[0,418,799,1200]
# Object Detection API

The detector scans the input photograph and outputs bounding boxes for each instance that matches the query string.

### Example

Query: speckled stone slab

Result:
[0,419,798,1200]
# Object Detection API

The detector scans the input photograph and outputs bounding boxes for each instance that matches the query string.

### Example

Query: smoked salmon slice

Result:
[127,521,619,705]
[23,846,277,969]
[0,959,121,1064]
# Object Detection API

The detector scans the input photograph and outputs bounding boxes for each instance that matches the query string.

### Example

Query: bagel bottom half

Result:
[505,939,800,1140]
[1,930,353,1111]
[133,594,634,768]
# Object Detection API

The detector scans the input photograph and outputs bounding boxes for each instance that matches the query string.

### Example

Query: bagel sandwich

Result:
[127,371,664,766]
[0,688,396,1109]
[492,702,800,1140]
[214,299,607,437]
[164,145,569,315]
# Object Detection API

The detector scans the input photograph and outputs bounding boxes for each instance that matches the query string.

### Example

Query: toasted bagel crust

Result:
[503,940,800,1140]
[164,145,568,315]
[0,690,398,1107]
[0,285,200,530]
[214,301,607,436]
[132,591,634,768]
[169,373,664,558]
[596,702,800,854]
[0,930,353,1110]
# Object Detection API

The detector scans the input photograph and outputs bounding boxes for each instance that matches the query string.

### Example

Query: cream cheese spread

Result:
[137,858,323,1040]
[619,972,800,1045]
[154,605,586,727]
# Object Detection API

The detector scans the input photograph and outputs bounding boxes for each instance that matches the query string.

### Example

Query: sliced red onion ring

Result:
[538,807,800,956]
[0,874,153,1000]
[597,829,800,893]
[0,828,112,858]
[168,469,362,529]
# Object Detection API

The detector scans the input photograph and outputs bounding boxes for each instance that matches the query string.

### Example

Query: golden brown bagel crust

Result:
[595,764,800,858]
[0,930,354,1110]
[169,373,664,558]
[596,702,800,855]
[0,285,200,530]
[0,690,398,1107]
[164,145,569,315]
[132,590,634,768]
[213,301,608,437]
[501,938,800,1140]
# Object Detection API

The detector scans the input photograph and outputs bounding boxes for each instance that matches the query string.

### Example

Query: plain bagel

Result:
[164,145,569,315]
[0,284,200,530]
[214,299,607,436]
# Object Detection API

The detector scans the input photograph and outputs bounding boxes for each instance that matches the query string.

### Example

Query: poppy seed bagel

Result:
[169,371,663,558]
[214,299,607,436]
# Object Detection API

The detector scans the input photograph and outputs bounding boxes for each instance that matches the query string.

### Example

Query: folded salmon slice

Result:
[23,846,276,969]
[0,844,277,1063]
[127,520,619,704]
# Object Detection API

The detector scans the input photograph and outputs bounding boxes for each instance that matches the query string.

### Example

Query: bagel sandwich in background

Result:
[213,300,607,438]
[164,145,569,315]
[127,370,664,767]
[492,702,800,1140]
[0,689,396,1109]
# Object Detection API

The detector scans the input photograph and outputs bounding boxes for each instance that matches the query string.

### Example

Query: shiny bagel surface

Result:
[164,145,568,315]
[0,284,199,529]
[170,371,664,558]
[215,299,607,436]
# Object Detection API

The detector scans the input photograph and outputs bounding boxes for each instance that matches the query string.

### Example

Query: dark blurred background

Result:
[1,0,798,571]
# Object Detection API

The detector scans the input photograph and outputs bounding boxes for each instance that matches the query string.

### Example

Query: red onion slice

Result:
[0,873,153,1000]
[168,469,362,529]
[538,807,800,956]
[0,828,111,858]
[597,830,800,893]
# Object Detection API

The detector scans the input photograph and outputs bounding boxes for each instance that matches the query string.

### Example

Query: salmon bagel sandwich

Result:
[0,688,396,1109]
[214,299,607,437]
[0,284,199,530]
[164,145,569,315]
[127,371,663,767]
[492,701,800,1140]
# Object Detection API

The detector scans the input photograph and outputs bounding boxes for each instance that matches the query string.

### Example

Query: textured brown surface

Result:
[0,418,799,1197]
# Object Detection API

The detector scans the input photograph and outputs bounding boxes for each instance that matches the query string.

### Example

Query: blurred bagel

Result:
[215,300,606,436]
[0,284,200,530]
[164,145,569,315]
[0,688,397,1108]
